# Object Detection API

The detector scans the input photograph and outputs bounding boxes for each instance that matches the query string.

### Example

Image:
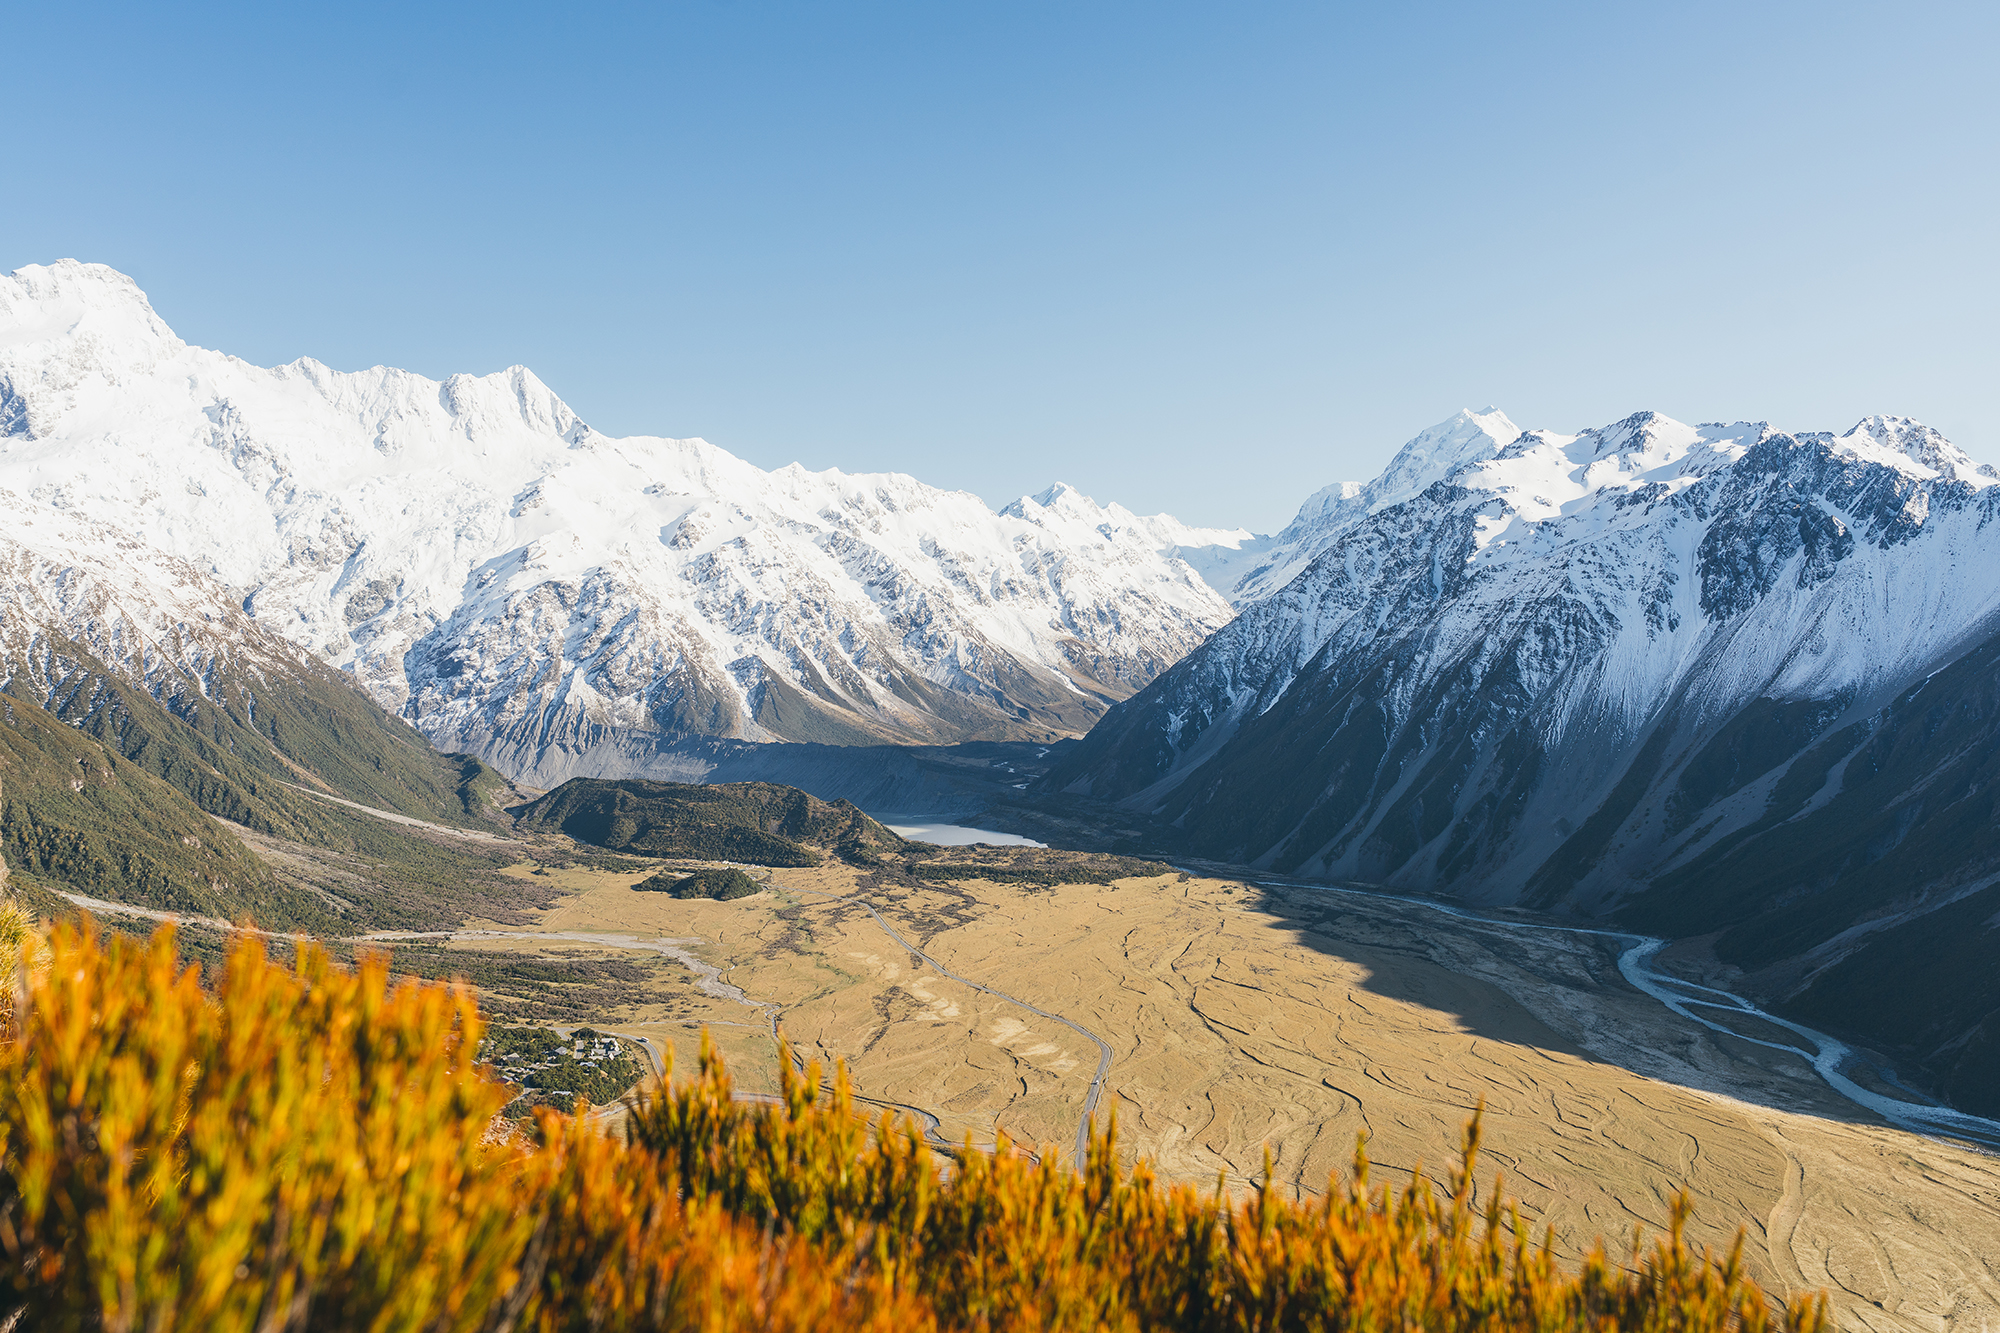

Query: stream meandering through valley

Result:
[1247,875,2000,1151]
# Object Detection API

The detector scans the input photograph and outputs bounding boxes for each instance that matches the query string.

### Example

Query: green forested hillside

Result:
[20,635,490,837]
[634,866,764,899]
[516,778,909,864]
[0,633,526,931]
[0,691,339,930]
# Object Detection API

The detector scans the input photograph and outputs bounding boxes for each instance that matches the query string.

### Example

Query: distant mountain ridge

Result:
[0,260,1248,780]
[1174,407,1522,606]
[1049,408,2000,887]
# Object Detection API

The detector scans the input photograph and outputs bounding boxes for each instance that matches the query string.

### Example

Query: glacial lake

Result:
[880,819,1047,848]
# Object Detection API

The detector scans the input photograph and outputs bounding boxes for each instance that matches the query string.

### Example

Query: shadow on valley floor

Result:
[645,752,1996,1144]
[1222,871,2000,1149]
[865,760,2000,1145]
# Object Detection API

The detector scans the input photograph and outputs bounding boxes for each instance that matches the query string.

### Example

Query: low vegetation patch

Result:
[0,689,308,927]
[634,866,763,900]
[899,845,1178,888]
[480,1023,647,1115]
[514,777,907,866]
[0,917,1828,1332]
[366,942,657,1024]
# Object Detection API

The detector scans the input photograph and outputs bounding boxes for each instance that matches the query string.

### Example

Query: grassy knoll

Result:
[515,777,909,865]
[635,866,764,900]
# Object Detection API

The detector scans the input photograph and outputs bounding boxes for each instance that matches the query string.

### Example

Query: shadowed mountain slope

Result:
[1616,626,2000,1115]
[1046,412,2000,896]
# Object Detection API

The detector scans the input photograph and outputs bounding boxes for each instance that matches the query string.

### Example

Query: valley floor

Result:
[406,854,1999,1333]
[68,813,2000,1332]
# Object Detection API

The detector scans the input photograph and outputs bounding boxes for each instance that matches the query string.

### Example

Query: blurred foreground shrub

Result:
[0,920,1827,1332]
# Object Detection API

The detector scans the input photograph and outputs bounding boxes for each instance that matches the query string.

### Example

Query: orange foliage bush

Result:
[634,1040,1829,1333]
[0,922,919,1332]
[0,921,1829,1332]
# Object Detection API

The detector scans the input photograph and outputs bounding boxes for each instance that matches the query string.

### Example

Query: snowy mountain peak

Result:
[0,258,169,330]
[0,262,1241,776]
[1474,415,1766,504]
[1836,414,1998,486]
[0,260,189,439]
[1183,407,1525,607]
[1008,481,1098,517]
[438,365,588,444]
[1048,404,2000,909]
[1369,406,1522,504]
[1454,415,1772,541]
[1001,482,1252,560]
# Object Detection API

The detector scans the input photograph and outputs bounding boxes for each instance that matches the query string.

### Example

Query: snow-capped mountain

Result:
[1172,408,1521,605]
[0,487,292,707]
[0,260,1246,780]
[1045,407,2000,909]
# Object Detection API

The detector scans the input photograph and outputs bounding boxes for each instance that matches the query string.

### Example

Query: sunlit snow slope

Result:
[1048,408,2000,903]
[1174,408,1522,606]
[0,261,1246,781]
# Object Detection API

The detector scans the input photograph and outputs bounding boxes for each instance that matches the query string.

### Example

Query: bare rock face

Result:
[0,261,1246,777]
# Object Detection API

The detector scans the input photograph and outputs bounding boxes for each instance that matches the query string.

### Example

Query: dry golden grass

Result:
[429,858,2000,1333]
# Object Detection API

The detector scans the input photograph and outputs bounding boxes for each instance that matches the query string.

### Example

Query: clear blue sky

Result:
[9,1,1996,531]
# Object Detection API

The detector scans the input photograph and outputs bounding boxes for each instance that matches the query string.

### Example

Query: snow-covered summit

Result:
[1831,413,1998,485]
[1048,405,2000,901]
[1002,482,1253,555]
[1369,406,1523,507]
[1182,406,1523,605]
[0,261,1243,778]
[1182,406,1997,611]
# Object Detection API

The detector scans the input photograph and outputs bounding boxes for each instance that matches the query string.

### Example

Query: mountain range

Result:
[0,260,1249,783]
[5,257,1998,1116]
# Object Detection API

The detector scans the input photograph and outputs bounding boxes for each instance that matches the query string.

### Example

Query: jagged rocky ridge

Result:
[0,260,1247,782]
[1049,409,2000,891]
[1174,408,1523,606]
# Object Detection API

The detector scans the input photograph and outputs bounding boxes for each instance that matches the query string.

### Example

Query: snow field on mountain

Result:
[1051,398,2000,901]
[1183,406,1522,605]
[0,260,1246,759]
